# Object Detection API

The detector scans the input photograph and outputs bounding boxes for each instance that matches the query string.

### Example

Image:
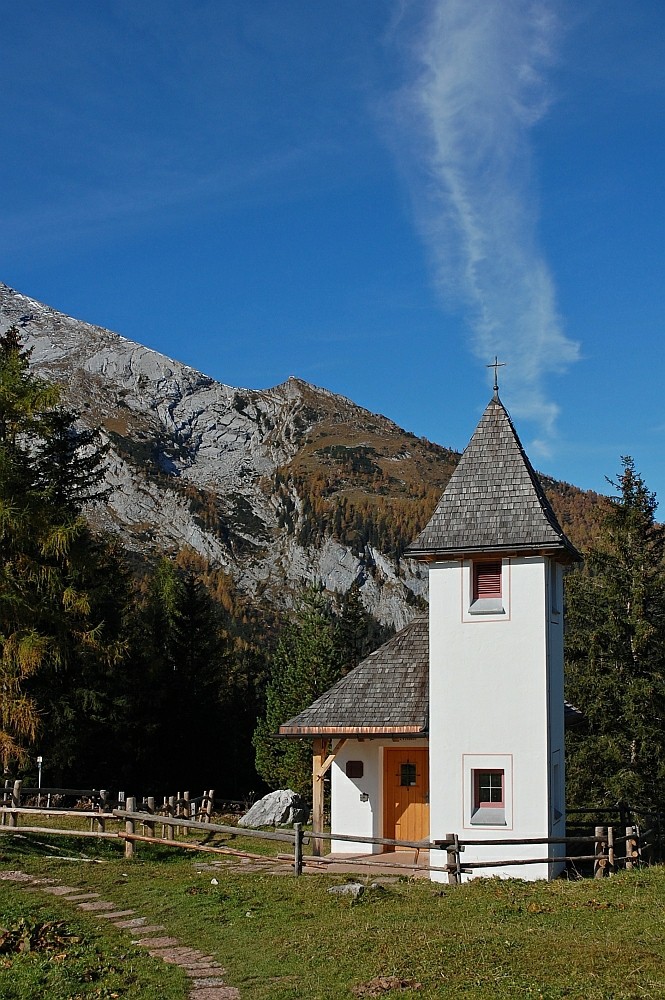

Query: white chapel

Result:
[280,388,581,880]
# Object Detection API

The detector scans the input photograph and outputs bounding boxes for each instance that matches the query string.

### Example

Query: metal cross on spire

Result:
[487,356,506,395]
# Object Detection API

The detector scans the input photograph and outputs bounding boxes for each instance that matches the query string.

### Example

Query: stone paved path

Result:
[0,870,240,999]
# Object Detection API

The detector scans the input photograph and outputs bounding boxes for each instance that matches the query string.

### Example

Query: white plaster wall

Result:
[331,740,381,854]
[330,738,428,854]
[429,555,563,881]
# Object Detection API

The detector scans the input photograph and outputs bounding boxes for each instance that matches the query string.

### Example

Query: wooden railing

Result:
[0,780,648,880]
[295,826,646,882]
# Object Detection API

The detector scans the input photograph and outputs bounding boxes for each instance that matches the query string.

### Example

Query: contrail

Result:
[391,0,579,447]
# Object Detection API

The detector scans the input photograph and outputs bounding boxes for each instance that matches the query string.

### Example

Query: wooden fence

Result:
[1,781,225,822]
[293,825,646,882]
[0,780,648,880]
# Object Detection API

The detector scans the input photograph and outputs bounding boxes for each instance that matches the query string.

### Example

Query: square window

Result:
[474,769,504,807]
[400,762,417,787]
[464,755,511,828]
[471,768,506,825]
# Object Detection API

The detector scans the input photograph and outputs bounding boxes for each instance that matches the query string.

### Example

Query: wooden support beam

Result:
[312,738,326,857]
[314,738,347,780]
[311,738,347,857]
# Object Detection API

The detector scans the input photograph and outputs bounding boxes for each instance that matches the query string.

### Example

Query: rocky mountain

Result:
[0,283,607,628]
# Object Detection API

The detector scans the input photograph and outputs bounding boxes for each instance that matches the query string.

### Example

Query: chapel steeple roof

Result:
[406,394,580,561]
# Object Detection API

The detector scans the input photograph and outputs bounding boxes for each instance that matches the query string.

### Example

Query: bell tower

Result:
[406,389,580,880]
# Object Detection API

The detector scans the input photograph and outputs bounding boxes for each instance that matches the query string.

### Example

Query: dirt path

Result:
[0,870,240,999]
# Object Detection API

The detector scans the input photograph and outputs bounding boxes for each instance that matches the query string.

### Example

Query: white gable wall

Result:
[428,555,565,881]
[330,738,428,854]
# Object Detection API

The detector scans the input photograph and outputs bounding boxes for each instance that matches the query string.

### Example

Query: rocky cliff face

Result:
[0,283,438,628]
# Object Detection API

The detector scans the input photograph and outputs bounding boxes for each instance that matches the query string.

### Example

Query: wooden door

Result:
[383,748,429,847]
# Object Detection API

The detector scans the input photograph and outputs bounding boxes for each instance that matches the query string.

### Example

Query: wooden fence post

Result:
[145,796,155,839]
[8,780,22,829]
[206,789,215,823]
[1,780,9,826]
[97,790,107,834]
[607,826,615,875]
[625,825,635,871]
[446,833,461,885]
[625,825,640,870]
[183,791,190,835]
[168,796,176,841]
[294,822,303,876]
[125,796,135,859]
[594,825,607,878]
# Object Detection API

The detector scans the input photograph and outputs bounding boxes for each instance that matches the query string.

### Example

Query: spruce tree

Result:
[253,586,339,795]
[565,457,665,809]
[333,581,394,674]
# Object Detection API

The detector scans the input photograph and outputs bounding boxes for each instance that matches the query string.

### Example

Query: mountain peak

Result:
[0,282,604,627]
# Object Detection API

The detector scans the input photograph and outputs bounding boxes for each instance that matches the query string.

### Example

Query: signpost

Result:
[37,756,43,807]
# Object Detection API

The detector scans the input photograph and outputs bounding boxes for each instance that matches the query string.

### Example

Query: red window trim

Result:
[473,561,502,601]
[473,768,505,808]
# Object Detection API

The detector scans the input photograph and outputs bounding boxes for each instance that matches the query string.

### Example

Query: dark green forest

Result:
[2,326,665,814]
[0,327,392,796]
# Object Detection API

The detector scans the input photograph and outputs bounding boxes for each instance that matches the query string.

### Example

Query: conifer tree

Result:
[30,537,132,784]
[0,326,110,772]
[253,586,339,795]
[565,457,665,808]
[333,581,394,674]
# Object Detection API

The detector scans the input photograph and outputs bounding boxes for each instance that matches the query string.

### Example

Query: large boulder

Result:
[238,789,309,828]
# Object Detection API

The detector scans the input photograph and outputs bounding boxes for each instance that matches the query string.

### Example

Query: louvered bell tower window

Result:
[473,561,501,599]
[469,560,505,615]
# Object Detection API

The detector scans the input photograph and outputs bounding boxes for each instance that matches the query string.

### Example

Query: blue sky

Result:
[2,1,664,508]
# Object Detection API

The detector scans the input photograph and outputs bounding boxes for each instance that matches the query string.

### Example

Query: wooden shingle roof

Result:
[279,612,583,737]
[406,394,580,561]
[279,616,429,736]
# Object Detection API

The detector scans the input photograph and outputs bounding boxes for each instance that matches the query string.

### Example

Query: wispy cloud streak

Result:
[394,0,579,446]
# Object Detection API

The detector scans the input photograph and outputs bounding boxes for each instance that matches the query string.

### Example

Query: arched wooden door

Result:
[383,747,429,847]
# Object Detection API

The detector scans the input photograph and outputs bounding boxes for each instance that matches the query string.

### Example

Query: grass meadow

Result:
[1,832,664,999]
